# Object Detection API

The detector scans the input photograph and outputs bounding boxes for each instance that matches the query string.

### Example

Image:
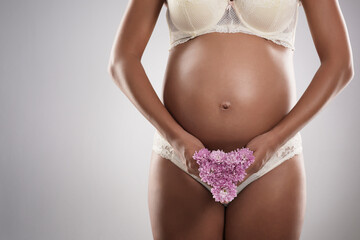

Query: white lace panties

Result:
[152,130,303,207]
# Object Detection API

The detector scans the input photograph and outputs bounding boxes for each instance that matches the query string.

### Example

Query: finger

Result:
[192,165,200,176]
[189,168,200,178]
[245,141,254,149]
[189,166,200,178]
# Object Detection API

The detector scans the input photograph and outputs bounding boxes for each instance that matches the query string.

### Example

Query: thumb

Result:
[245,141,253,150]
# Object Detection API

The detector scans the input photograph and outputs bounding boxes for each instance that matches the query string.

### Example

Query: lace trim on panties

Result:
[152,131,179,162]
[152,130,303,165]
[275,132,303,159]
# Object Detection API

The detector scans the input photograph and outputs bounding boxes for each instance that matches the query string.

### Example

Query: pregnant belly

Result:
[162,33,297,152]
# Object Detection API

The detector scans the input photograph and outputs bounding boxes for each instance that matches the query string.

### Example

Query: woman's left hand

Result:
[237,130,282,185]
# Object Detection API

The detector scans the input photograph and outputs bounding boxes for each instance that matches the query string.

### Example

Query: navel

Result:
[220,101,231,110]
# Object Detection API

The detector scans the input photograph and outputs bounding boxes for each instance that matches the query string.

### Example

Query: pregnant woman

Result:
[108,0,354,239]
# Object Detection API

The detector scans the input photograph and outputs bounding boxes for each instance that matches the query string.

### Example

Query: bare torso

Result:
[162,32,297,152]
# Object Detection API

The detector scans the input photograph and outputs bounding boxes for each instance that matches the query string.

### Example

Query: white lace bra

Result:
[165,0,302,51]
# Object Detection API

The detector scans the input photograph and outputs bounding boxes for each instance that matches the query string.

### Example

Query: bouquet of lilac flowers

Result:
[192,147,255,204]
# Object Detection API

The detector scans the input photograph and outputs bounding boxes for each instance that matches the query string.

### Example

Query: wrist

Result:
[160,123,187,147]
[269,126,287,149]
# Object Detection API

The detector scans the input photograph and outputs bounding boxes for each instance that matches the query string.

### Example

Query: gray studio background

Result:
[0,0,359,239]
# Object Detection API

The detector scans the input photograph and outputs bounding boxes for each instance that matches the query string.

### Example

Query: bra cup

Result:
[233,0,297,34]
[167,0,228,33]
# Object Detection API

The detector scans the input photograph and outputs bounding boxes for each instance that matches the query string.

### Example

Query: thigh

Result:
[148,150,225,240]
[224,153,306,240]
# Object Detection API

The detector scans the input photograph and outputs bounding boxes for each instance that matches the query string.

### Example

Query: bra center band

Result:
[227,0,234,9]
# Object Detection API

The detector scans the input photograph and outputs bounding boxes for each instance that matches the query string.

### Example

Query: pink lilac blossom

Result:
[193,147,255,204]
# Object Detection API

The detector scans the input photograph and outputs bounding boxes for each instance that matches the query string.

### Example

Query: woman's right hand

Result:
[170,131,206,179]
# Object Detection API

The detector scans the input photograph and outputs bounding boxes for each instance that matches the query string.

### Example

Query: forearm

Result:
[108,55,186,145]
[270,60,354,147]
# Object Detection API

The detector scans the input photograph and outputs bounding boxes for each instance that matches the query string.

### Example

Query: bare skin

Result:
[163,32,296,152]
[108,0,354,239]
[148,30,304,239]
[148,152,306,240]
